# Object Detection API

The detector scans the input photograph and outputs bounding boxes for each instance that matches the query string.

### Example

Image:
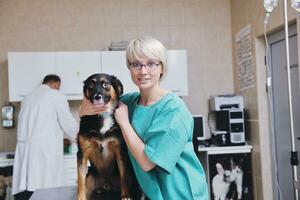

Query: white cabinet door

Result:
[63,155,77,186]
[101,51,138,94]
[55,52,101,100]
[161,50,189,96]
[8,52,56,102]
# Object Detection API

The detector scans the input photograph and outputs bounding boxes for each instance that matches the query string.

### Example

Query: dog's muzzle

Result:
[93,93,111,105]
[93,94,104,105]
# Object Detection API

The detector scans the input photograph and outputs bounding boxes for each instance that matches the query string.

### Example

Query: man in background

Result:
[12,74,78,200]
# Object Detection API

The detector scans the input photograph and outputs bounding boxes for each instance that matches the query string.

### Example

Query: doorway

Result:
[268,24,300,200]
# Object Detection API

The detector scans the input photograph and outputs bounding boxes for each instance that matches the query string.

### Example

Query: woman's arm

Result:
[114,102,156,172]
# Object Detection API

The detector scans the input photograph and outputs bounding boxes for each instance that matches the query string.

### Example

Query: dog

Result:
[77,73,142,200]
[0,166,13,200]
[0,175,12,200]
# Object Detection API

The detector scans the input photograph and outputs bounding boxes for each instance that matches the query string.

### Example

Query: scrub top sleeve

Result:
[144,116,189,174]
[120,94,129,104]
[120,92,139,105]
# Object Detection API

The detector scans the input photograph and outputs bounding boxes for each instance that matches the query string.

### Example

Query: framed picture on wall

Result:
[208,153,253,200]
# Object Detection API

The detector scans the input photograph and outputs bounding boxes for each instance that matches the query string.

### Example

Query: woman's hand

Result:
[114,102,130,127]
[79,97,107,117]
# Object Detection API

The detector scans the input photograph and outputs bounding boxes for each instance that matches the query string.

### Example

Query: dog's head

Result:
[0,176,11,199]
[83,73,123,110]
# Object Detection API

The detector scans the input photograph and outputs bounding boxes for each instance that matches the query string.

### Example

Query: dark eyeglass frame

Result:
[130,60,161,71]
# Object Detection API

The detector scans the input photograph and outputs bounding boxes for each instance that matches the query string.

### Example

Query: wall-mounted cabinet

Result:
[101,51,138,94]
[8,52,56,102]
[162,50,188,96]
[8,50,188,102]
[8,52,102,101]
[101,50,189,96]
[55,52,101,100]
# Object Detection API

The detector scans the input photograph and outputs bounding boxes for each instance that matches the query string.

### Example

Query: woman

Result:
[80,37,208,199]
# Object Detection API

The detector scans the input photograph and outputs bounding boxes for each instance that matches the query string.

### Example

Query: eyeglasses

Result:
[130,61,161,71]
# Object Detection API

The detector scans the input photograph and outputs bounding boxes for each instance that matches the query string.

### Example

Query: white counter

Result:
[198,144,252,155]
[0,152,14,167]
[0,152,77,186]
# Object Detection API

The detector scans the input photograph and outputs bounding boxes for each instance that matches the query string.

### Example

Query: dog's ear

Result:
[111,76,123,97]
[83,79,89,99]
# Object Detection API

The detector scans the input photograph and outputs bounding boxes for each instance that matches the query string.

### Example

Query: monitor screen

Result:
[192,115,206,141]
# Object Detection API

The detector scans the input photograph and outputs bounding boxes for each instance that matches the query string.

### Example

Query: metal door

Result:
[269,24,300,200]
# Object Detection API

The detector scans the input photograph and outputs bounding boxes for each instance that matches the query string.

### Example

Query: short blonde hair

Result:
[126,36,167,80]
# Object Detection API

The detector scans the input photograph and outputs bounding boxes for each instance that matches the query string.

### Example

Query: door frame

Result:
[268,24,298,200]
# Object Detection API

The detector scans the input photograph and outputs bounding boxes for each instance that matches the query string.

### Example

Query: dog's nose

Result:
[95,94,102,100]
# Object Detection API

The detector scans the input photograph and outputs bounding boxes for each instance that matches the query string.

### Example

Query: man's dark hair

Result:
[42,74,61,84]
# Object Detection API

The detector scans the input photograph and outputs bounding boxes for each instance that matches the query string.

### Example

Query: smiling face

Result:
[126,37,168,90]
[83,73,123,106]
[129,56,162,90]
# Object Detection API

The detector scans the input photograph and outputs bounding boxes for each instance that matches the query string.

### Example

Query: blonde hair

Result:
[126,36,167,80]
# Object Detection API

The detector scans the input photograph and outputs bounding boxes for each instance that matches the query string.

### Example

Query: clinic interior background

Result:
[0,1,299,199]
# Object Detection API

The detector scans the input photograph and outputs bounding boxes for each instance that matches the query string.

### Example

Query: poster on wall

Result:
[235,25,255,91]
[209,153,253,200]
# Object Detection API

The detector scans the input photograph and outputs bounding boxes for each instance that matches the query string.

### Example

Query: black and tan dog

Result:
[77,73,141,200]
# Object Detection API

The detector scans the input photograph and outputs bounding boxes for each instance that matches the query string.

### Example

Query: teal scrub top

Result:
[121,92,208,200]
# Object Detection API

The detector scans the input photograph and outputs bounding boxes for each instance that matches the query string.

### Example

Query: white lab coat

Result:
[12,85,79,195]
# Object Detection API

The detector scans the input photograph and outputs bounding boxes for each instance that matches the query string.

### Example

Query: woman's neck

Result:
[139,86,168,106]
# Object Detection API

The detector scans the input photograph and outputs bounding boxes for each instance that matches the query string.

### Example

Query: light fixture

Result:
[264,0,279,23]
[291,0,300,12]
[264,0,279,13]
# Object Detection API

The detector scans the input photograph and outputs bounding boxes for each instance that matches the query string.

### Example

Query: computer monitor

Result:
[192,115,207,141]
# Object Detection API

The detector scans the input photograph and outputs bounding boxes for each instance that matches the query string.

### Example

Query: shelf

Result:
[198,144,252,155]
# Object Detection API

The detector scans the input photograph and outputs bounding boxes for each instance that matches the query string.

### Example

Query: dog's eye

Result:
[89,80,96,88]
[102,82,111,88]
